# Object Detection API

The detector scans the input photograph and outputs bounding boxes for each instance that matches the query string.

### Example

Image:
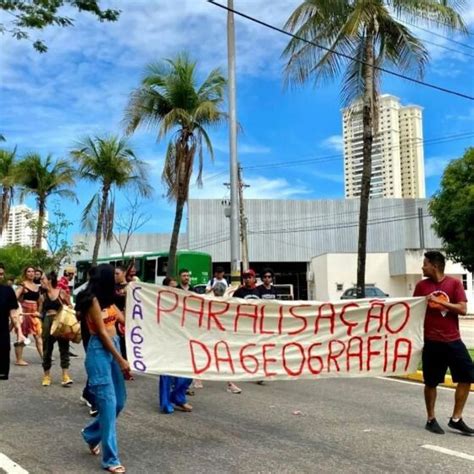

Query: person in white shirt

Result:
[205,266,228,294]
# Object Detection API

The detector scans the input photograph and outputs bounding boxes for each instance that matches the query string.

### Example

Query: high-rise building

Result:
[342,94,425,199]
[0,204,46,248]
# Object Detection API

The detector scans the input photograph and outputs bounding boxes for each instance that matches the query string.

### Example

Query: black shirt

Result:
[0,285,19,342]
[257,285,278,300]
[233,286,260,299]
[177,285,194,292]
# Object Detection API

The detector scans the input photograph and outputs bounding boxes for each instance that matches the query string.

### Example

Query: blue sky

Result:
[1,0,473,236]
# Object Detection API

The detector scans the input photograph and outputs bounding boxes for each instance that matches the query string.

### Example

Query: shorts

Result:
[422,339,474,387]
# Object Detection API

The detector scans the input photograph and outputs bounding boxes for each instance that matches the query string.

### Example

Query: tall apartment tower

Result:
[0,204,45,248]
[342,94,426,199]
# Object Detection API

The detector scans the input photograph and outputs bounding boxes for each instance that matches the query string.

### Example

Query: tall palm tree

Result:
[283,0,465,298]
[0,147,19,236]
[72,135,152,265]
[124,53,227,277]
[16,153,76,248]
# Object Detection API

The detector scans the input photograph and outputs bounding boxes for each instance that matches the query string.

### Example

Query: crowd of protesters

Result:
[1,252,473,473]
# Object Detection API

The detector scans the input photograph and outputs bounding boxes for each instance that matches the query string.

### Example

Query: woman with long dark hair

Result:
[15,265,43,365]
[76,264,130,473]
[39,271,73,387]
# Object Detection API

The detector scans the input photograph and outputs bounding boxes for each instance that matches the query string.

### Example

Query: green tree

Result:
[26,202,87,270]
[0,147,18,236]
[16,153,76,249]
[430,147,474,273]
[72,135,152,265]
[0,0,119,52]
[0,243,54,280]
[282,0,465,298]
[124,54,227,277]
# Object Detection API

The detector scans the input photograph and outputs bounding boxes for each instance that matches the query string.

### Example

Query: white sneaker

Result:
[193,380,203,389]
[80,396,92,408]
[227,383,242,394]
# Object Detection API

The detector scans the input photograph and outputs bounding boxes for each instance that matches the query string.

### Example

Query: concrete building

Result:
[0,204,45,248]
[343,94,425,199]
[73,198,472,312]
[308,250,472,313]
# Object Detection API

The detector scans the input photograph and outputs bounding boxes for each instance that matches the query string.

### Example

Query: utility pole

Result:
[227,0,241,286]
[238,165,250,270]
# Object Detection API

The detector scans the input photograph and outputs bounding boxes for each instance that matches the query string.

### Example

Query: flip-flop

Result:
[15,361,28,366]
[104,465,126,473]
[89,444,100,456]
[174,403,193,412]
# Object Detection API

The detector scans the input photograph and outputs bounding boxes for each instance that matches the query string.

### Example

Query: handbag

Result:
[50,304,82,344]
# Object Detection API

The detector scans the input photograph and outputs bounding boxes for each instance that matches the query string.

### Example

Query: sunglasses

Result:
[243,275,253,279]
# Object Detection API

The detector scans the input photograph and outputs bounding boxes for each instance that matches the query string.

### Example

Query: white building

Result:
[308,250,473,314]
[0,204,45,248]
[343,94,426,199]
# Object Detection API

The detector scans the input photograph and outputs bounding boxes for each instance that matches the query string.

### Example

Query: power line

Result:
[242,131,474,171]
[207,0,474,101]
[399,19,474,52]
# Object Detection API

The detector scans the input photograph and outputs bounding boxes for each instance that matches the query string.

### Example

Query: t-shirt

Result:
[206,277,229,290]
[233,286,260,300]
[57,276,71,295]
[0,285,19,343]
[257,285,278,300]
[413,276,467,342]
[177,284,195,292]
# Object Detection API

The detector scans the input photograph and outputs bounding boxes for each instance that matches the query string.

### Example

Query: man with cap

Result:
[233,269,260,299]
[205,266,228,294]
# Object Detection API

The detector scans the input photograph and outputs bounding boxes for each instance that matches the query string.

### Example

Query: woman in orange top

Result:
[15,266,43,365]
[76,264,130,474]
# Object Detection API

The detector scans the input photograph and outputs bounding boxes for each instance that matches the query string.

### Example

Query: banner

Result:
[125,282,426,381]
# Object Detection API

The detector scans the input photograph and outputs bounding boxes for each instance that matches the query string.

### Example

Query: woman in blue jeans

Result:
[76,264,130,473]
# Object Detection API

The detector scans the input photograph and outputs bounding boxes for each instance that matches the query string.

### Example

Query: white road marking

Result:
[377,376,454,391]
[0,453,29,474]
[421,445,474,462]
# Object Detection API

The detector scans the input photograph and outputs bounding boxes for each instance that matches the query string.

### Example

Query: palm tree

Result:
[124,54,227,277]
[16,153,76,248]
[0,147,19,236]
[72,135,152,265]
[283,0,465,298]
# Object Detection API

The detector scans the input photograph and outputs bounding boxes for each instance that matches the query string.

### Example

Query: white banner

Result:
[125,282,426,381]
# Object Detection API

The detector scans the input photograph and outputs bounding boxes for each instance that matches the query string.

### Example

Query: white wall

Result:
[309,252,474,314]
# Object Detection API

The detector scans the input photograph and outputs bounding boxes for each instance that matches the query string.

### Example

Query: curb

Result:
[399,371,474,391]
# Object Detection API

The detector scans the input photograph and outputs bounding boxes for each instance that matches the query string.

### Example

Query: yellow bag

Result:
[50,305,82,344]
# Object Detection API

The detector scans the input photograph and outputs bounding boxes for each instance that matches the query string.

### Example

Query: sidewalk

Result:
[401,371,474,391]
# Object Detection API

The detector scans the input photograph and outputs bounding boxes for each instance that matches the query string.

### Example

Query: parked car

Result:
[340,286,389,299]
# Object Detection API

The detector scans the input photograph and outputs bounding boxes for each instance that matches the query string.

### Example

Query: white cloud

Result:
[321,134,343,152]
[424,156,453,178]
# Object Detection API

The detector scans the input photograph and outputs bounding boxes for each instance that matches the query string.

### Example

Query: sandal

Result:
[81,429,100,455]
[174,403,193,412]
[15,361,28,366]
[104,465,126,473]
[89,444,100,456]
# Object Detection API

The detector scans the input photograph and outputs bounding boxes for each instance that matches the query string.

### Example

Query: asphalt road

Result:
[1,342,473,474]
[460,319,474,349]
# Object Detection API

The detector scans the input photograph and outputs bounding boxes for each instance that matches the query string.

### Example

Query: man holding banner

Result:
[414,251,474,435]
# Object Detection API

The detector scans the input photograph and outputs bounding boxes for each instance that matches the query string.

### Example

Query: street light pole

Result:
[227,0,241,285]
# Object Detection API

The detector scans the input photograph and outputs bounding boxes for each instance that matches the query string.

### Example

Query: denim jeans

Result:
[82,335,126,469]
[159,375,192,413]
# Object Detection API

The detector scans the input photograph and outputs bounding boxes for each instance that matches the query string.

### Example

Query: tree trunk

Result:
[167,196,186,278]
[356,32,376,299]
[35,198,45,249]
[0,187,9,235]
[92,185,109,266]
